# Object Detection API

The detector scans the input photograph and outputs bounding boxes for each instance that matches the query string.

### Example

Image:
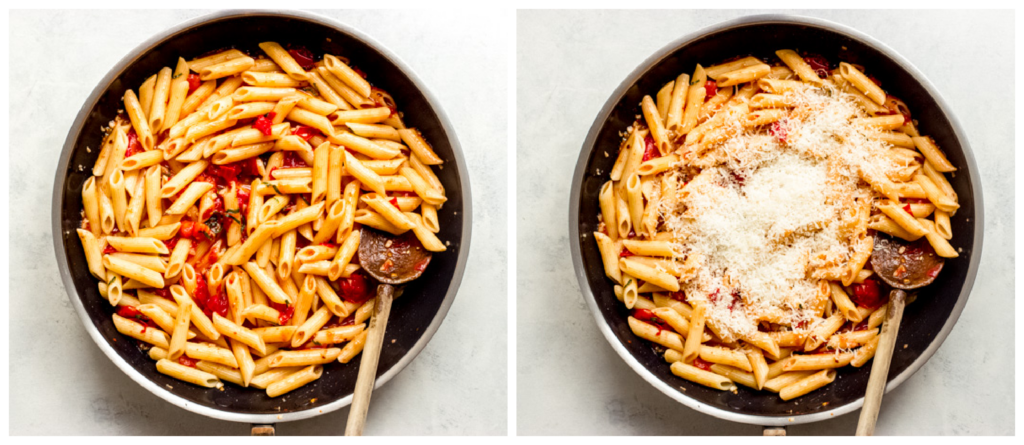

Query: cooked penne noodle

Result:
[157,359,223,388]
[591,50,962,401]
[266,365,322,397]
[76,41,449,398]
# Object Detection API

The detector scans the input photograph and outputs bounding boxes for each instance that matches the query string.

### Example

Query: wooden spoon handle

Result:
[856,289,907,436]
[344,284,395,436]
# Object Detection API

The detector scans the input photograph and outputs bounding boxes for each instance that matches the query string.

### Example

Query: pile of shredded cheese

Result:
[660,84,901,342]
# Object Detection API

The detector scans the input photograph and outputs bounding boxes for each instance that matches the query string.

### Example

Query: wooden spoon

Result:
[344,228,432,436]
[855,235,944,436]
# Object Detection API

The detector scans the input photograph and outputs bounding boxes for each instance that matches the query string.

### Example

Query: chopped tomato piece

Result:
[903,203,913,215]
[292,125,320,141]
[253,112,276,136]
[102,244,117,254]
[632,308,671,332]
[338,272,374,304]
[619,246,634,258]
[116,305,144,319]
[850,279,884,309]
[207,163,241,184]
[703,80,717,99]
[187,73,201,94]
[177,355,198,368]
[287,48,317,70]
[179,221,196,239]
[803,54,831,78]
[692,357,714,371]
[269,301,295,325]
[389,197,400,209]
[151,288,172,299]
[641,135,660,162]
[125,129,143,158]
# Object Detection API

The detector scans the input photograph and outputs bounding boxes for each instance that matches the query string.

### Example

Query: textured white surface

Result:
[516,9,1013,435]
[10,9,507,435]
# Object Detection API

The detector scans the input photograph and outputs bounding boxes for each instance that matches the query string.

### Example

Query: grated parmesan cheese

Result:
[660,83,900,341]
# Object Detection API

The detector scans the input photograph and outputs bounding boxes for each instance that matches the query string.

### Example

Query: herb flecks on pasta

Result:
[77,43,448,397]
[594,50,958,400]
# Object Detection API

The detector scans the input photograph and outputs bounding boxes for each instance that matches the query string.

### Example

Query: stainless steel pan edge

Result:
[568,13,983,427]
[52,9,472,424]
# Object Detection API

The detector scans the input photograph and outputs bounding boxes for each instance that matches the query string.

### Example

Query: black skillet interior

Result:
[576,22,976,418]
[58,14,464,417]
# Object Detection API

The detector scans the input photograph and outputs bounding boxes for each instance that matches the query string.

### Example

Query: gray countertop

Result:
[10,9,507,435]
[516,9,1013,435]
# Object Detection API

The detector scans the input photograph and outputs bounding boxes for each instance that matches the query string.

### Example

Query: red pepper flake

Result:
[703,80,718,99]
[893,265,908,279]
[389,197,400,210]
[187,73,202,94]
[287,48,318,70]
[903,203,914,215]
[253,112,276,136]
[177,355,198,368]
